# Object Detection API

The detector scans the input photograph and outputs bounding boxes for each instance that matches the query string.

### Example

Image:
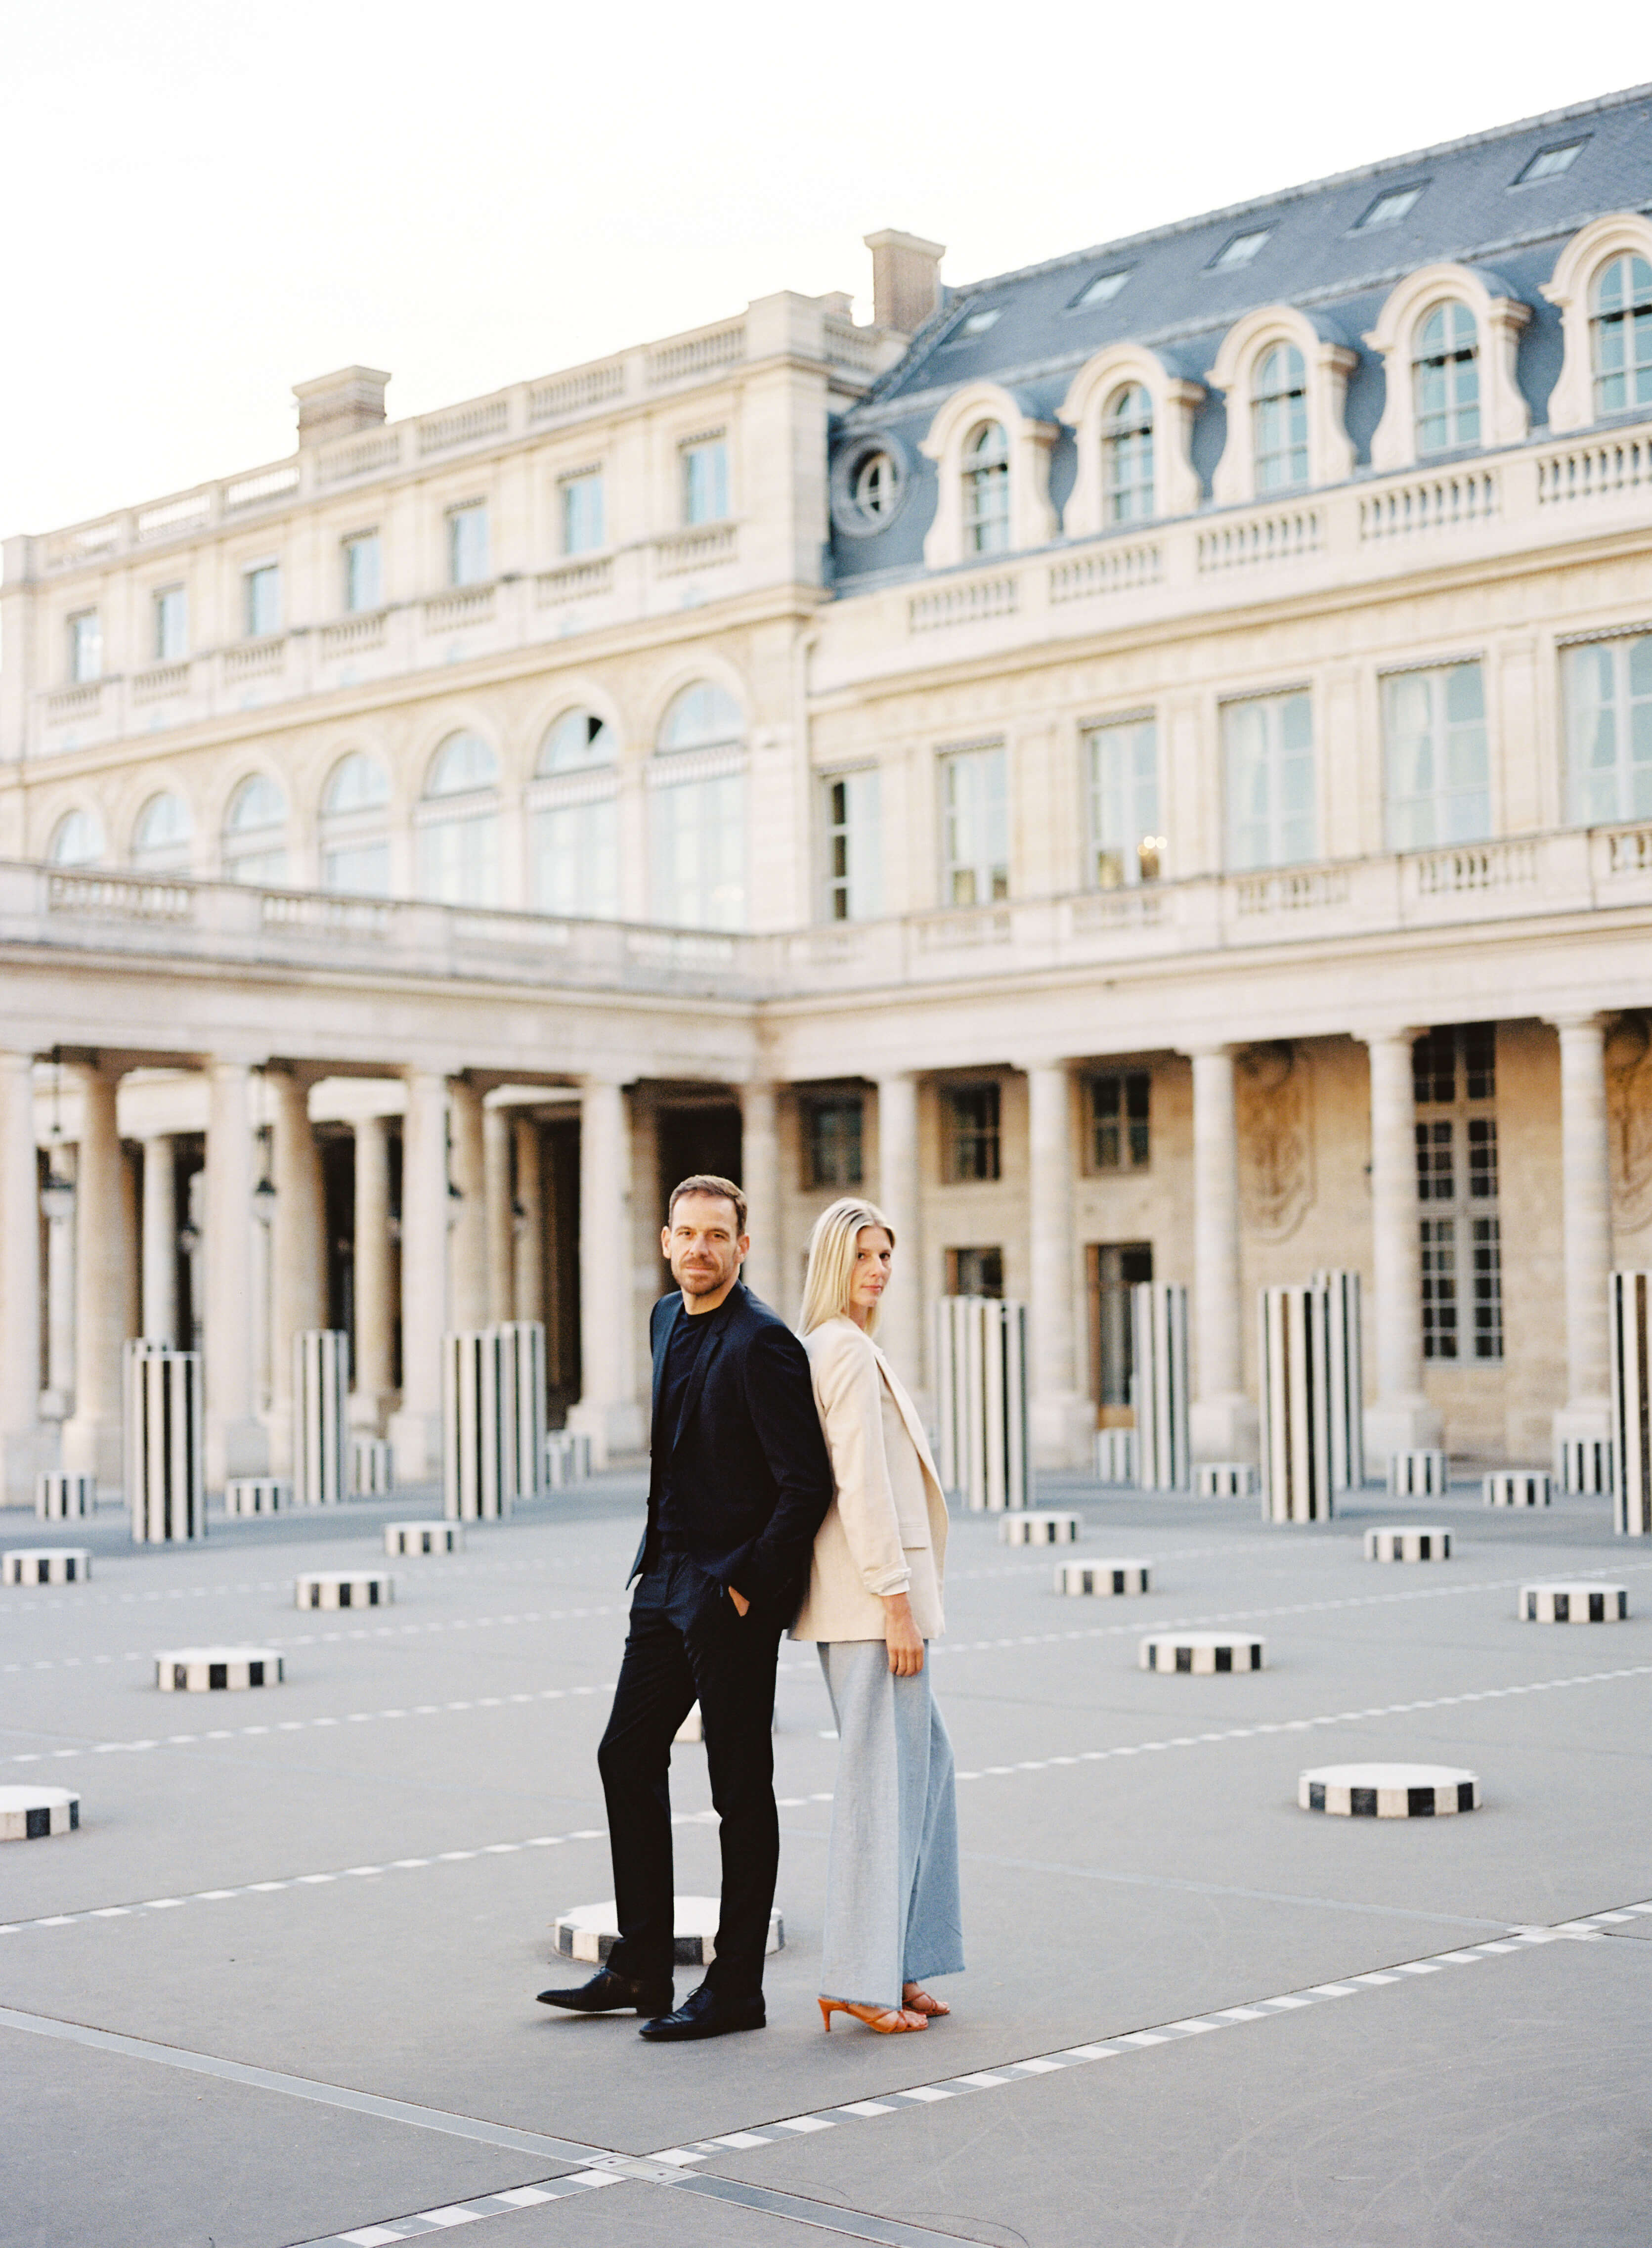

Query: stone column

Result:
[449,1076,488,1332]
[387,1071,448,1481]
[62,1065,130,1487]
[566,1079,643,1461]
[0,1054,49,1500]
[512,1116,544,1326]
[1362,1027,1441,1457]
[739,1082,782,1311]
[1188,1046,1258,1461]
[140,1137,177,1346]
[484,1102,513,1323]
[350,1113,393,1432]
[267,1069,326,1473]
[1025,1062,1090,1466]
[875,1072,922,1394]
[1552,1013,1613,1449]
[203,1060,268,1485]
[42,1144,76,1419]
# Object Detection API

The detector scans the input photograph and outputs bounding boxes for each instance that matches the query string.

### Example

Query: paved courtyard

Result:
[3,1470,1650,2248]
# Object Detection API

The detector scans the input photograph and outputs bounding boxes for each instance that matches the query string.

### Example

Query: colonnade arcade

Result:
[0,1010,1626,1502]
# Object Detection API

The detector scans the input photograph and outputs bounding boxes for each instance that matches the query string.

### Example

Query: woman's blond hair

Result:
[798,1196,896,1337]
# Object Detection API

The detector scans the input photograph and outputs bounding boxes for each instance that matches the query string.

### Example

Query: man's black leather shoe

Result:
[537,1967,674,2017]
[637,1985,765,2041]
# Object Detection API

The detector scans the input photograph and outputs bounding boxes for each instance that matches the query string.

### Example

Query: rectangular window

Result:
[681,438,729,527]
[531,796,619,920]
[153,586,187,663]
[1087,718,1161,886]
[447,503,490,587]
[67,610,102,683]
[244,564,281,639]
[806,1099,864,1190]
[825,770,882,922]
[1089,1241,1154,1408]
[650,772,746,930]
[1415,1023,1500,1361]
[1384,662,1490,849]
[940,745,1008,906]
[1564,635,1652,826]
[321,841,391,896]
[344,532,382,613]
[1223,692,1314,870]
[946,1245,1003,1297]
[561,473,605,555]
[1090,1072,1150,1171]
[947,1084,1001,1183]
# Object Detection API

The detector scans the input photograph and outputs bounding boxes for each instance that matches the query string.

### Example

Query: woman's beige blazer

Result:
[790,1316,948,1643]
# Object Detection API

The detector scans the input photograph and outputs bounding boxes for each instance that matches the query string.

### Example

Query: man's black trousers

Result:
[598,1554,783,2001]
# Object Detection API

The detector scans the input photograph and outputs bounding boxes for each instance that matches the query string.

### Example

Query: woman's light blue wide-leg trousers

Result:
[817,1639,965,2009]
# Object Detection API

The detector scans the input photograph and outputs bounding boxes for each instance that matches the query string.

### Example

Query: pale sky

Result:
[2,0,1647,535]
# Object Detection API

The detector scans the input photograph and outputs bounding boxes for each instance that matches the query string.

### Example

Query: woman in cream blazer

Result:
[792,1197,963,2036]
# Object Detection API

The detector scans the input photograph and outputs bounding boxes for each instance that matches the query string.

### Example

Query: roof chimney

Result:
[292,366,391,448]
[864,230,946,335]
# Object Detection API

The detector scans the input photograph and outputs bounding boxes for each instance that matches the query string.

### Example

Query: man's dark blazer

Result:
[631,1279,833,1620]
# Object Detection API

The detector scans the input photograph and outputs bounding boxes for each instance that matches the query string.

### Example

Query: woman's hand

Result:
[882,1591,924,1675]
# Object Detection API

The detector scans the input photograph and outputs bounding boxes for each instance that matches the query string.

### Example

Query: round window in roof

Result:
[829,433,912,538]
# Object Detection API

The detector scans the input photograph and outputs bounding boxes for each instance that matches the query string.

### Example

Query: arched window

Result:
[536,710,614,775]
[319,752,391,896]
[1103,384,1154,523]
[1252,345,1308,492]
[531,711,618,918]
[651,684,745,929]
[417,730,499,905]
[222,774,289,884]
[1591,254,1652,418]
[48,808,104,867]
[962,421,1010,553]
[131,791,192,873]
[1413,302,1479,454]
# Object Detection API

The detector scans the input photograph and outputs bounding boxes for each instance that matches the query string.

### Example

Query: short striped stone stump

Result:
[1299,1763,1478,1817]
[551,1895,782,1967]
[1522,1582,1628,1623]
[1196,1462,1256,1498]
[1000,1511,1081,1545]
[1484,1470,1551,1508]
[1558,1437,1612,1496]
[295,1570,392,1609]
[351,1436,393,1496]
[1140,1631,1264,1674]
[36,1471,95,1520]
[1387,1449,1449,1497]
[156,1647,283,1692]
[384,1522,461,1557]
[545,1431,592,1488]
[3,1548,91,1587]
[1095,1429,1136,1483]
[0,1785,80,1841]
[224,1478,289,1517]
[1057,1560,1151,1597]
[1365,1525,1451,1563]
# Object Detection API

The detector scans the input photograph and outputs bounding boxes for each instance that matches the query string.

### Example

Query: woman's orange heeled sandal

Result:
[819,1998,927,2034]
[902,1984,950,2017]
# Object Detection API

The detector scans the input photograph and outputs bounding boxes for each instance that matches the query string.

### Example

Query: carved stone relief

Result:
[1607,1013,1652,1232]
[1236,1040,1314,1240]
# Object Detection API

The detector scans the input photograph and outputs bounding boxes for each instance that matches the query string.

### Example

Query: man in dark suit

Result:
[538,1173,833,2041]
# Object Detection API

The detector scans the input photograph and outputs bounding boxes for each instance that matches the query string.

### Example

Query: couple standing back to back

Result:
[540,1173,964,2040]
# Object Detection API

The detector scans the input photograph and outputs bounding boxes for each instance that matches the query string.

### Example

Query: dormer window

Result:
[1357,185,1423,230]
[1516,141,1585,184]
[1074,269,1131,309]
[948,306,1001,343]
[1103,385,1154,523]
[963,421,1010,553]
[1252,345,1308,491]
[1414,302,1479,453]
[1212,230,1269,270]
[1591,254,1652,417]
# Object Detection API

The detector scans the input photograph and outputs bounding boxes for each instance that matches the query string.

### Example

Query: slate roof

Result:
[830,83,1652,586]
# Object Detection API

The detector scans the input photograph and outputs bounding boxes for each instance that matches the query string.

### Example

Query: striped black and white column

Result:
[1130,1282,1190,1492]
[124,1339,204,1543]
[1610,1272,1652,1535]
[1259,1285,1334,1523]
[350,1436,393,1496]
[496,1320,547,1501]
[294,1330,348,1506]
[1312,1269,1365,1493]
[36,1471,95,1520]
[443,1330,510,1521]
[934,1297,1029,1512]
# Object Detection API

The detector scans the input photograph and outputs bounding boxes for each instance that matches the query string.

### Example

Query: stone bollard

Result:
[224,1478,289,1517]
[351,1436,394,1496]
[0,1785,80,1840]
[295,1571,392,1610]
[157,1647,283,1691]
[1387,1449,1449,1497]
[1056,1560,1151,1597]
[1196,1462,1256,1498]
[1000,1512,1081,1545]
[36,1471,95,1520]
[1365,1525,1451,1562]
[1521,1582,1627,1623]
[1484,1470,1550,1508]
[1299,1763,1478,1816]
[3,1547,91,1587]
[385,1522,461,1556]
[1141,1632,1264,1674]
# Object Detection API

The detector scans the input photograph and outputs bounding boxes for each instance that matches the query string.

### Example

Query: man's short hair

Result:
[667,1174,748,1235]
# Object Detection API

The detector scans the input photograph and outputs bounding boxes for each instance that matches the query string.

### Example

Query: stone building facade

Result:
[3,90,1652,1500]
